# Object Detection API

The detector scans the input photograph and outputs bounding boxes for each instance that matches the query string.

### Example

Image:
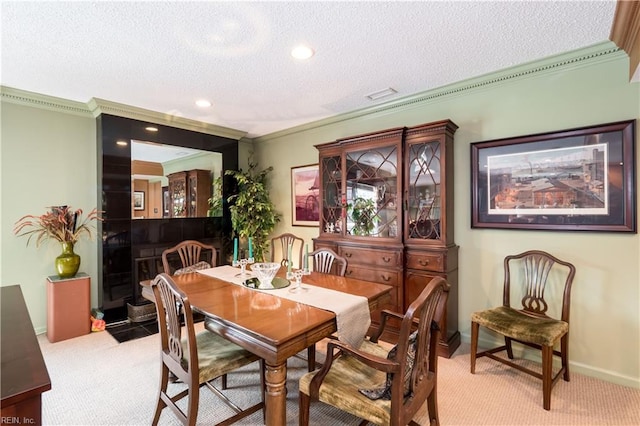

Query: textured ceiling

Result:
[1,1,617,138]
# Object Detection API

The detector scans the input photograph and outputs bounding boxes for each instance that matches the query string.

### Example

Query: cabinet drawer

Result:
[339,247,401,268]
[345,265,400,287]
[406,252,445,272]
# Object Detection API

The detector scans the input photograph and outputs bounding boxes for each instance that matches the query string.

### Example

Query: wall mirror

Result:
[131,140,223,219]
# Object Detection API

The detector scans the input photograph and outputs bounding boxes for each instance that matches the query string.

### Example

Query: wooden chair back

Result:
[161,240,216,275]
[270,233,303,268]
[374,276,448,423]
[504,250,576,322]
[309,248,347,276]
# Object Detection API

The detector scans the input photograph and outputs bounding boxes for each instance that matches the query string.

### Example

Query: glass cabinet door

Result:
[169,173,187,218]
[188,174,198,217]
[406,139,442,241]
[344,145,399,238]
[320,155,342,235]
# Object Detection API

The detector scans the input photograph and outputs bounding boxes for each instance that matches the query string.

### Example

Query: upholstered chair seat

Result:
[188,330,260,384]
[471,306,569,347]
[299,339,392,424]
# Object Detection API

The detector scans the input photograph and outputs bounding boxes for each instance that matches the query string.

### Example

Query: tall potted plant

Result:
[13,206,101,278]
[226,162,281,262]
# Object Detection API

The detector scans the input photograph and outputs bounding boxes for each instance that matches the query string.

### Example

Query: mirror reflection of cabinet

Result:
[168,169,212,218]
[314,120,460,357]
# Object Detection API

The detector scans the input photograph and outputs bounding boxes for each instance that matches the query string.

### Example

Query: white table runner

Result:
[197,265,371,348]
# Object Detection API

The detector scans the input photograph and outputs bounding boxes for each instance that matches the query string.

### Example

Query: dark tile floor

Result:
[107,319,159,343]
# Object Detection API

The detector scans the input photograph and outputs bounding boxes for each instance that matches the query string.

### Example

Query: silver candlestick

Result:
[288,269,309,293]
[233,257,254,278]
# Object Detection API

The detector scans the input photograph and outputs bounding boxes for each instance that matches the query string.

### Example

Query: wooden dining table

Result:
[141,268,392,426]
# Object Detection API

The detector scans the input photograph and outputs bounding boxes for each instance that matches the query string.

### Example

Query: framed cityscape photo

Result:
[470,120,636,232]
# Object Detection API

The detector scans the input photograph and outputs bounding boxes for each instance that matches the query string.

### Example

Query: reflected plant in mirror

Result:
[207,176,223,217]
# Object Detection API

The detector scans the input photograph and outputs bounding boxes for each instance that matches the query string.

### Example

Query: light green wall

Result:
[252,43,640,387]
[1,101,98,332]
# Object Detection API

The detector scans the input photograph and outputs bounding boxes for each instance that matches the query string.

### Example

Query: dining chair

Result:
[470,250,576,410]
[299,276,449,426]
[150,273,265,426]
[270,233,304,269]
[308,248,347,277]
[161,240,216,275]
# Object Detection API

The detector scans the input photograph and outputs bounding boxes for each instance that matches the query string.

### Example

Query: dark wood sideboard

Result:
[1,285,51,425]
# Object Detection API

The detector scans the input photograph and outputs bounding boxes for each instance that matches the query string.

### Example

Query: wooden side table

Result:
[46,273,91,343]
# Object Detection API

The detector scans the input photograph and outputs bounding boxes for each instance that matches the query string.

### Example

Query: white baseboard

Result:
[460,332,640,389]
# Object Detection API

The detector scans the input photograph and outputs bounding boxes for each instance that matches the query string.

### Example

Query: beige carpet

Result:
[38,328,640,425]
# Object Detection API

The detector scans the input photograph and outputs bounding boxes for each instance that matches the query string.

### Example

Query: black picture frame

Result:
[470,120,636,232]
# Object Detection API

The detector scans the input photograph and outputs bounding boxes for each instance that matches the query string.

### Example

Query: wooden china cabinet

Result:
[167,169,212,218]
[314,119,460,357]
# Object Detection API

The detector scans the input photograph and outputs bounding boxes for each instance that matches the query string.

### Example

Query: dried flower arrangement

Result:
[13,206,101,247]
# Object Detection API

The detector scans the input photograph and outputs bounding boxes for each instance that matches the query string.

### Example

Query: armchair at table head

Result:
[470,250,576,411]
[299,276,450,426]
[161,240,216,275]
[150,273,264,426]
[270,233,303,268]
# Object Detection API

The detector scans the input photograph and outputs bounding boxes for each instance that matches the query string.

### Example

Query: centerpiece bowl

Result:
[251,262,280,288]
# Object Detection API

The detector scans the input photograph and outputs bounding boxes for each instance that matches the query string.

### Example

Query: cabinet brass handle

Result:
[382,256,391,263]
[344,252,352,258]
[418,259,429,266]
[381,275,391,282]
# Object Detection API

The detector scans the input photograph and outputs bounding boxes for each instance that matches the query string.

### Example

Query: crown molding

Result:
[255,41,624,143]
[0,86,246,140]
[87,98,246,140]
[0,86,92,117]
[610,0,640,81]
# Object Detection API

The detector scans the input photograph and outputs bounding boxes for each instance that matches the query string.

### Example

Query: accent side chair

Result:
[470,250,576,410]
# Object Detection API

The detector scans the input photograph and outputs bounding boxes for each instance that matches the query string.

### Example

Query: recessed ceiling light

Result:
[195,99,212,108]
[291,45,314,60]
[365,88,398,101]
[116,140,128,146]
[145,126,158,132]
